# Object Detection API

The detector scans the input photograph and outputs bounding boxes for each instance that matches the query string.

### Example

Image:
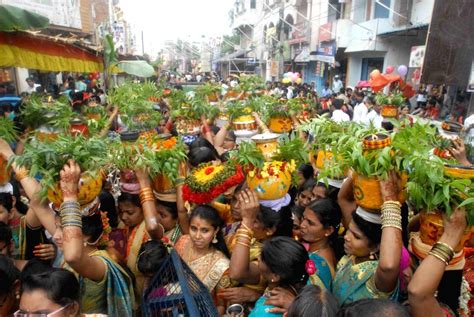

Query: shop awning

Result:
[377,23,429,37]
[217,49,249,62]
[0,31,103,72]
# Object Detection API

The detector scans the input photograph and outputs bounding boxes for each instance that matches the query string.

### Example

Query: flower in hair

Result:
[305,259,317,275]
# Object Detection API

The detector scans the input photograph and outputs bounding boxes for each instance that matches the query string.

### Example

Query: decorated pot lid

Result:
[251,132,280,143]
[362,133,391,150]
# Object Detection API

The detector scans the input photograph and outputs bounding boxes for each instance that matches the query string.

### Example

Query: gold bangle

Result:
[435,242,455,256]
[140,187,153,194]
[429,251,449,266]
[236,241,250,248]
[140,197,155,205]
[241,222,254,235]
[15,168,29,182]
[383,200,401,207]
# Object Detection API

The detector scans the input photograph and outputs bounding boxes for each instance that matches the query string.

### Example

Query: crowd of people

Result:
[0,71,472,317]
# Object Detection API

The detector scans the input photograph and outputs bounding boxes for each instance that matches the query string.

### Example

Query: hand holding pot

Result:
[59,160,81,201]
[379,171,401,202]
[134,167,151,188]
[448,138,471,167]
[441,207,467,248]
[237,189,259,225]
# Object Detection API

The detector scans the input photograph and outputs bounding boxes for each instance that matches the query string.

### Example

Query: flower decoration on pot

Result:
[375,91,405,118]
[13,135,108,209]
[182,161,245,204]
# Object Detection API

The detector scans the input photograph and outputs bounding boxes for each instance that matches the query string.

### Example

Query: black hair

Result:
[258,205,293,237]
[81,212,104,245]
[0,255,20,296]
[299,178,316,194]
[291,205,305,221]
[287,285,338,317]
[156,200,178,219]
[315,182,340,202]
[210,125,220,135]
[261,237,309,290]
[190,205,230,258]
[20,258,53,282]
[10,181,28,215]
[366,96,375,105]
[21,269,80,307]
[189,137,219,153]
[298,164,314,181]
[188,146,220,168]
[337,298,409,317]
[307,199,343,259]
[226,130,236,142]
[137,240,169,276]
[0,222,12,247]
[333,99,344,110]
[118,192,141,207]
[0,193,13,213]
[352,210,382,246]
[100,190,118,228]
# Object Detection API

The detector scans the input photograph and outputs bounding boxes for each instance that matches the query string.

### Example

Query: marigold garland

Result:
[183,162,245,204]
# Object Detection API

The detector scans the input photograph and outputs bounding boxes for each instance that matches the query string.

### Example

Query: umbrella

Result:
[0,4,49,31]
[117,60,155,78]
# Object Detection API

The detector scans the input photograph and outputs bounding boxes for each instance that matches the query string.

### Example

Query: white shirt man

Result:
[333,76,343,93]
[367,108,383,128]
[353,100,369,125]
[331,98,350,122]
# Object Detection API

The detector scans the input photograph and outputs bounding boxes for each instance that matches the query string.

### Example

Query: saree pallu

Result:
[308,253,333,291]
[332,255,399,307]
[175,235,231,293]
[249,294,282,317]
[126,221,150,302]
[81,250,135,316]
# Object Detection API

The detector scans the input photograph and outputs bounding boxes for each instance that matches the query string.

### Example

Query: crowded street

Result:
[0,0,473,316]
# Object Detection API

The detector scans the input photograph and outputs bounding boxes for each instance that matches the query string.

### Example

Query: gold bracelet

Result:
[241,222,254,235]
[428,249,450,265]
[15,168,29,182]
[140,187,153,195]
[435,242,455,256]
[140,197,155,205]
[236,241,250,248]
[382,200,401,208]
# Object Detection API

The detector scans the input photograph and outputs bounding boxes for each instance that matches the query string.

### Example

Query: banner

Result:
[314,40,336,64]
[409,45,425,68]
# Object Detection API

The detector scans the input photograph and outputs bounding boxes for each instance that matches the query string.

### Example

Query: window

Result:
[361,57,384,80]
[374,0,390,19]
[328,0,342,22]
[250,0,256,9]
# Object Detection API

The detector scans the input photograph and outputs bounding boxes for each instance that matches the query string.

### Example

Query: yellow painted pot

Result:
[420,211,473,252]
[48,172,103,208]
[252,133,280,161]
[233,115,257,131]
[175,118,201,135]
[247,162,293,200]
[0,157,10,186]
[443,164,474,179]
[381,105,398,118]
[352,172,408,212]
[269,116,293,133]
[315,150,347,178]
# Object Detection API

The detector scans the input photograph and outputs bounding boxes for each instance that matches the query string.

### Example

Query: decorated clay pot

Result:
[443,164,474,179]
[381,105,399,118]
[315,150,347,179]
[440,121,462,140]
[269,116,292,133]
[48,172,103,208]
[233,115,258,137]
[119,130,140,142]
[251,132,280,161]
[0,156,10,186]
[419,211,473,252]
[152,174,175,194]
[36,125,60,141]
[362,133,391,150]
[352,172,408,212]
[433,147,452,159]
[70,118,89,137]
[247,162,291,200]
[215,114,229,128]
[175,118,201,135]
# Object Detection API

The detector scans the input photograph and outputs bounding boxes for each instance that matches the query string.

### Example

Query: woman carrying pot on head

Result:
[299,198,342,290]
[334,171,403,306]
[117,167,164,300]
[16,268,108,317]
[15,160,134,315]
[222,189,293,306]
[174,205,232,315]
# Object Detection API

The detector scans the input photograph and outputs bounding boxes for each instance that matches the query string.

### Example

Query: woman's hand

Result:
[449,138,471,167]
[33,243,56,261]
[264,287,296,313]
[218,287,261,303]
[237,189,259,222]
[59,160,81,201]
[379,171,401,202]
[134,167,151,188]
[441,207,467,248]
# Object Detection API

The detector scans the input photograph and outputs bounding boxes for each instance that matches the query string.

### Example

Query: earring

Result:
[212,235,218,244]
[369,252,376,260]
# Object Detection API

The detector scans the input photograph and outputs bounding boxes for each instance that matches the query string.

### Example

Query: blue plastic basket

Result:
[142,250,219,317]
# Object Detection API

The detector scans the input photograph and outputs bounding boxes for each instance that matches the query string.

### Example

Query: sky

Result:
[119,0,234,57]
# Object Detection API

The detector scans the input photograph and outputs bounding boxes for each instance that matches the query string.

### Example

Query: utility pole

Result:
[141,30,145,56]
[278,0,285,80]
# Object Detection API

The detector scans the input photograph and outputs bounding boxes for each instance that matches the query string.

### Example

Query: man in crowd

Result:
[331,98,350,122]
[321,82,333,98]
[333,75,343,93]
[24,77,40,94]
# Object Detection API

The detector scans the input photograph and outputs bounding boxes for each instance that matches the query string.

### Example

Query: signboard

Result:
[314,40,336,64]
[409,45,425,68]
[319,22,333,42]
[2,0,82,29]
[421,0,474,85]
[270,60,279,77]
